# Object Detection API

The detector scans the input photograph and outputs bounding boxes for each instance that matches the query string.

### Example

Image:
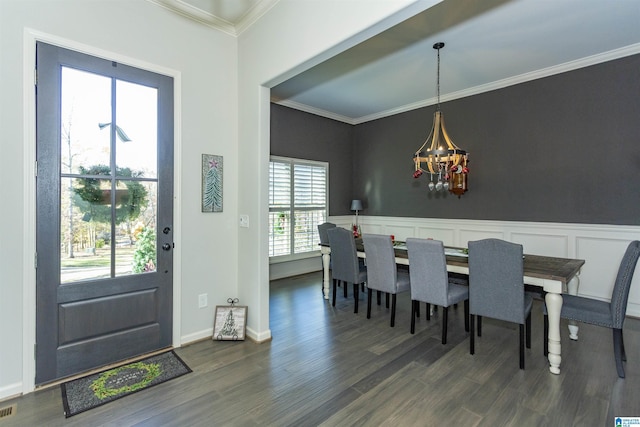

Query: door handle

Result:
[162,243,172,251]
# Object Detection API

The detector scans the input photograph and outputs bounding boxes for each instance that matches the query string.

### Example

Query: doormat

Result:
[60,350,191,418]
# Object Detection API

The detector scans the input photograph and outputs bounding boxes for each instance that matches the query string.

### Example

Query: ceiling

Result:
[155,0,640,125]
[148,0,279,35]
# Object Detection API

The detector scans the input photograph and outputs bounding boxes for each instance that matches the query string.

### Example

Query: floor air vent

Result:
[0,404,16,419]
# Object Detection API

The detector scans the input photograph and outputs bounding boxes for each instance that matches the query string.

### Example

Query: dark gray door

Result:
[35,42,174,385]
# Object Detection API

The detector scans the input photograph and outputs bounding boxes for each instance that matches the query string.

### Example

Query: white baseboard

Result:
[181,328,213,346]
[0,382,22,402]
[180,326,272,346]
[246,326,272,342]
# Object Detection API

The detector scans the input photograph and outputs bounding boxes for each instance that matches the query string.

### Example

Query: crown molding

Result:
[147,0,236,35]
[146,0,279,36]
[235,0,280,35]
[271,98,358,125]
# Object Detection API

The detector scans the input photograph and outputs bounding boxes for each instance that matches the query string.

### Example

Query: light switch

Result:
[239,214,249,228]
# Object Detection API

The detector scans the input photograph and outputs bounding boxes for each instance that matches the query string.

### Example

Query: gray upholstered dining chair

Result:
[317,222,336,246]
[326,227,367,313]
[543,240,640,378]
[406,238,469,343]
[468,238,532,369]
[362,234,410,327]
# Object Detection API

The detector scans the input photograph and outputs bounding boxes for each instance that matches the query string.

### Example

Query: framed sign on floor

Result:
[213,299,247,341]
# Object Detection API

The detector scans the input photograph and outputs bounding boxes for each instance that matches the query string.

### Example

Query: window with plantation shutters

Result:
[269,156,328,258]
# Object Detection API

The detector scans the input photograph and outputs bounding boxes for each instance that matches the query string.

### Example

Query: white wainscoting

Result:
[269,216,640,317]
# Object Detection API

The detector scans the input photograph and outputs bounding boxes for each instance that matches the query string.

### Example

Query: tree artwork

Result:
[202,154,223,212]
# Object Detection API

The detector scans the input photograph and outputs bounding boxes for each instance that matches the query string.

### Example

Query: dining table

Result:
[319,239,585,375]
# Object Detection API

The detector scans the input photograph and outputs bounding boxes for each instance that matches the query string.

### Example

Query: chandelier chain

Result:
[436,46,441,111]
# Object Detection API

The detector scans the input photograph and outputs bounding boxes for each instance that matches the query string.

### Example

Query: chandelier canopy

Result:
[413,42,469,197]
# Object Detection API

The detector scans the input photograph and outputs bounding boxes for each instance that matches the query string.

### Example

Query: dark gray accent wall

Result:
[270,104,354,215]
[271,53,640,225]
[353,54,640,225]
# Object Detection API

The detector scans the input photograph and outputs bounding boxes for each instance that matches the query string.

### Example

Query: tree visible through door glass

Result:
[60,67,159,283]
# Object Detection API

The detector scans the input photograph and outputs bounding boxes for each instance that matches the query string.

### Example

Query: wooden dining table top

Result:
[352,239,585,285]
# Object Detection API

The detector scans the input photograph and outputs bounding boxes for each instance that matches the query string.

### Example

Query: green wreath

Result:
[73,164,148,224]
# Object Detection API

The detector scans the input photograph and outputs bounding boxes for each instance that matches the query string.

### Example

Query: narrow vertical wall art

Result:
[202,154,223,212]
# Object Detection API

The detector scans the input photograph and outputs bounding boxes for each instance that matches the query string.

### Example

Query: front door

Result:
[35,42,174,385]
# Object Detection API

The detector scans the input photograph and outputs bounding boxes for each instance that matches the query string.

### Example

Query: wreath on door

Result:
[73,164,148,224]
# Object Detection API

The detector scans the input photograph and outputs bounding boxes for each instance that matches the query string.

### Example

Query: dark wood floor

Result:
[3,271,639,426]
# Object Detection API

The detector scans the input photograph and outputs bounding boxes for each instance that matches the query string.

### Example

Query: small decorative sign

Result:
[213,298,247,341]
[202,154,223,212]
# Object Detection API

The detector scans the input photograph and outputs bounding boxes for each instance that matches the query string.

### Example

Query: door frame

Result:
[21,29,183,394]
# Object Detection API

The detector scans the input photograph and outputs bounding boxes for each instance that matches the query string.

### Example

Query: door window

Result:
[60,67,160,283]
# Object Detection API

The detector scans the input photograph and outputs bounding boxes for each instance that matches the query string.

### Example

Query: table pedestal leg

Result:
[567,274,580,340]
[546,292,563,374]
[321,251,330,300]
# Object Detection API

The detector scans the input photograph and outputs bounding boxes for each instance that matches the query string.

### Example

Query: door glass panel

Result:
[116,80,158,179]
[61,67,111,174]
[61,177,113,284]
[116,181,158,276]
[59,68,160,283]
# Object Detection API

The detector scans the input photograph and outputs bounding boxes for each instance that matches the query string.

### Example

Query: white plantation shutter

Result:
[269,161,290,208]
[269,161,291,257]
[269,157,328,258]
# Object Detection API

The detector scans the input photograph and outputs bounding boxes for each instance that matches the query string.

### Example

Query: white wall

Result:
[236,0,438,342]
[0,0,238,398]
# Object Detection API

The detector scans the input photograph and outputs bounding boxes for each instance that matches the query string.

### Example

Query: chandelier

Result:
[413,42,469,197]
